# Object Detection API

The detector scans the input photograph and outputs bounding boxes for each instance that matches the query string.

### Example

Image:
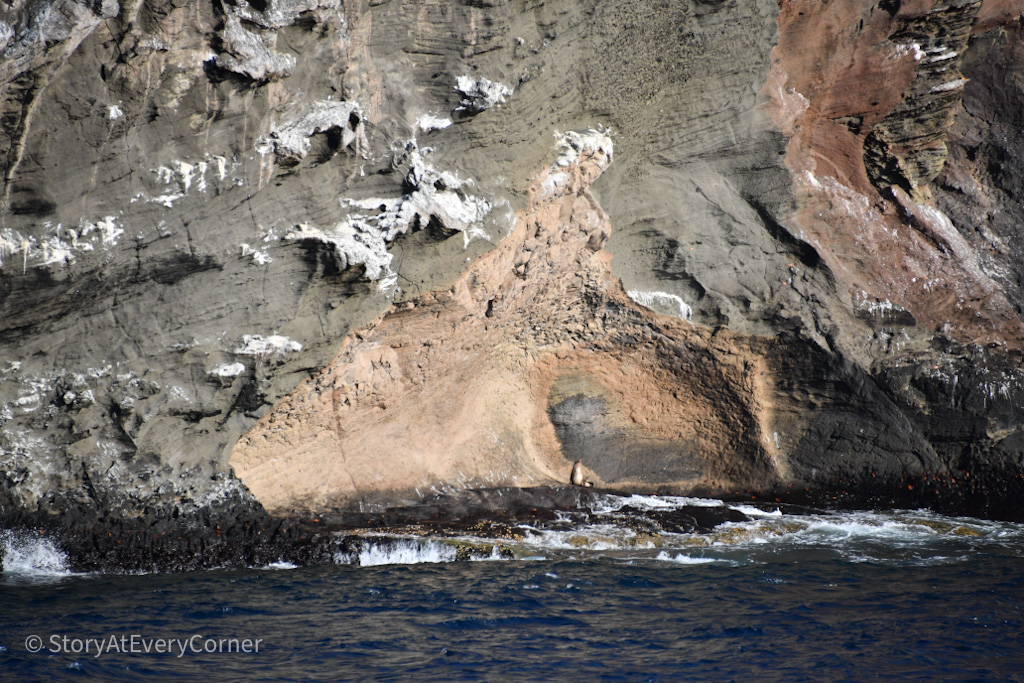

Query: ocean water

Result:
[3,496,1024,681]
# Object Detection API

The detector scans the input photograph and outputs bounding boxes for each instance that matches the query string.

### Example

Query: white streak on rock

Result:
[417,114,453,132]
[924,47,958,63]
[241,243,273,265]
[257,100,362,163]
[178,162,194,192]
[232,0,342,30]
[209,362,246,377]
[541,171,569,200]
[455,75,513,113]
[893,42,925,62]
[0,231,20,268]
[147,157,234,206]
[151,193,184,208]
[0,21,12,52]
[627,289,693,321]
[38,235,75,267]
[214,14,296,81]
[93,216,123,245]
[235,335,302,356]
[554,128,614,168]
[930,78,967,93]
[213,155,227,181]
[0,219,127,270]
[286,144,493,292]
[286,220,394,282]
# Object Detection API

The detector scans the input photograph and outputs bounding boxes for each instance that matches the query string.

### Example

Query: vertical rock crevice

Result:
[864,0,983,198]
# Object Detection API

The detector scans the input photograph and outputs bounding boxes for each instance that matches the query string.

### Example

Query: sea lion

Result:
[570,459,584,486]
[570,460,593,487]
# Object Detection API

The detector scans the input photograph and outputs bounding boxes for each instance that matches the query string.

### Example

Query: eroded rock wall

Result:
[1,0,1024,542]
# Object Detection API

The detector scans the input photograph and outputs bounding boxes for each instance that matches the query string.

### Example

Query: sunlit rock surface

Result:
[2,0,1024,568]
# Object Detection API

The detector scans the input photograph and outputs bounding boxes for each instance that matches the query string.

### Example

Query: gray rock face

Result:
[1,0,1024,546]
[0,0,790,517]
[936,26,1024,316]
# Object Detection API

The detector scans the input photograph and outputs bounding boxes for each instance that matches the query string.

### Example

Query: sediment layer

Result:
[1,0,1024,571]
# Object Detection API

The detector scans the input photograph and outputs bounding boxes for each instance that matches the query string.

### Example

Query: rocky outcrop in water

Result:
[2,0,1024,569]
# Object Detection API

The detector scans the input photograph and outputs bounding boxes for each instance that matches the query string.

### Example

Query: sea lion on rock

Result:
[570,460,594,487]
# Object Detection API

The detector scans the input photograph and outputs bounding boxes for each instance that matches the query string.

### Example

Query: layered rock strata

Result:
[1,0,1024,570]
[233,131,799,511]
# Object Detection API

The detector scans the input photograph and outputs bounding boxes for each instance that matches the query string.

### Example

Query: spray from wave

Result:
[327,494,1024,568]
[1,529,72,578]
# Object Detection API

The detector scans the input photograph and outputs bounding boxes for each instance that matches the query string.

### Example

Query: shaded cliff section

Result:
[0,0,1024,571]
[760,0,1024,514]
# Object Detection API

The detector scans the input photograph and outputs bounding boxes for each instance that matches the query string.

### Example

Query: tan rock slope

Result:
[232,132,793,513]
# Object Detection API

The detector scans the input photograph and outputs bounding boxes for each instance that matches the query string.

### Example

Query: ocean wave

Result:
[728,504,783,518]
[1,529,73,579]
[337,538,458,567]
[333,537,513,567]
[588,493,726,514]
[327,498,1024,569]
[653,552,742,566]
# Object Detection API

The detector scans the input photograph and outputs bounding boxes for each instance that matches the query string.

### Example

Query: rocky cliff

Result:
[2,0,1024,569]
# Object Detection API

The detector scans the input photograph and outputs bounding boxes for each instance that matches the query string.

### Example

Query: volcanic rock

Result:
[2,0,1024,570]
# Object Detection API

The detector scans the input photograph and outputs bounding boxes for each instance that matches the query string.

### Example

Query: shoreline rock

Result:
[6,478,1024,573]
[2,1,1024,560]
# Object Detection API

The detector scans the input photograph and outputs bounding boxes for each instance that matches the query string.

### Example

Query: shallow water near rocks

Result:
[3,497,1024,681]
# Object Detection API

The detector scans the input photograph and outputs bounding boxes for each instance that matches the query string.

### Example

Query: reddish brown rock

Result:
[767,0,1024,352]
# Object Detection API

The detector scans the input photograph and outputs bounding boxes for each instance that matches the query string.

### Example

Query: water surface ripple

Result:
[3,498,1023,681]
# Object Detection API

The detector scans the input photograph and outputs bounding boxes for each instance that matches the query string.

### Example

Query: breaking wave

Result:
[342,538,458,567]
[334,537,511,567]
[1,529,72,579]
[331,493,1024,568]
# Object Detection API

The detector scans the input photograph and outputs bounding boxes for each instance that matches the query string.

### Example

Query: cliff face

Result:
[2,0,1024,554]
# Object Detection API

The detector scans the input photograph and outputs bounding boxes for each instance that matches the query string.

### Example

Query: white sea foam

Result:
[654,552,739,565]
[518,524,662,553]
[793,518,923,540]
[729,504,783,518]
[681,508,1020,567]
[264,561,298,570]
[330,496,1022,571]
[1,530,72,577]
[345,539,458,567]
[589,493,725,514]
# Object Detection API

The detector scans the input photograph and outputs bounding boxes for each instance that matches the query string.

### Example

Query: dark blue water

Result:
[3,501,1024,681]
